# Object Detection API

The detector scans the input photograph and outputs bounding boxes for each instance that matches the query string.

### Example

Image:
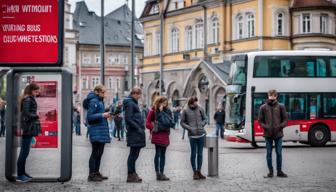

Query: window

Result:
[150,4,159,14]
[253,56,336,77]
[211,17,219,44]
[320,14,328,34]
[195,22,203,48]
[82,76,88,89]
[145,33,152,56]
[155,31,160,55]
[330,59,336,77]
[323,94,336,118]
[120,55,128,64]
[247,13,255,37]
[302,14,311,33]
[82,55,91,65]
[276,13,284,36]
[95,55,100,64]
[237,15,243,39]
[91,77,100,88]
[185,26,193,50]
[170,27,179,53]
[108,77,113,90]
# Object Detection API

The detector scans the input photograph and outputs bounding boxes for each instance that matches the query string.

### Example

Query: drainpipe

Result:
[258,0,263,50]
[203,5,210,63]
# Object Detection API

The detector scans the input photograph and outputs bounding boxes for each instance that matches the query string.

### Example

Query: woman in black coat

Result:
[17,83,40,183]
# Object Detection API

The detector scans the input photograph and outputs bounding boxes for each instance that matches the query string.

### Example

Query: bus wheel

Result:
[308,125,330,147]
[251,141,258,148]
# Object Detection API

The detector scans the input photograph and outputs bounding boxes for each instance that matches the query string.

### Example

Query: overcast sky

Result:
[68,0,147,17]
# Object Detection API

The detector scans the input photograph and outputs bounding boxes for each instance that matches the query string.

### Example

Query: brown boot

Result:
[277,171,288,178]
[197,171,206,179]
[88,172,103,182]
[97,172,108,180]
[135,173,143,182]
[157,173,170,181]
[127,173,142,183]
[193,171,200,180]
[264,170,274,178]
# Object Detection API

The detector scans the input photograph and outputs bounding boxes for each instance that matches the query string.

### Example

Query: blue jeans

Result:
[17,136,33,176]
[189,136,205,171]
[216,123,224,138]
[154,145,167,173]
[265,137,283,172]
[75,122,81,135]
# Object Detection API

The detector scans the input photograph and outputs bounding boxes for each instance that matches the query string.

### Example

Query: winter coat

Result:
[123,96,146,148]
[180,106,207,137]
[20,96,40,136]
[113,106,123,130]
[86,91,110,143]
[146,107,172,146]
[258,100,288,139]
[214,111,225,124]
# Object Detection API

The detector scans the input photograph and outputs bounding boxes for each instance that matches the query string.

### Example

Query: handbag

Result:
[23,119,41,136]
[156,111,174,131]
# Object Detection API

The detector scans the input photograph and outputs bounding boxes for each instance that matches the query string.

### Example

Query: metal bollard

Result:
[205,135,218,177]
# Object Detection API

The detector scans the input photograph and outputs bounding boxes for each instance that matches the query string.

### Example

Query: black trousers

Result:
[127,147,141,174]
[89,142,105,174]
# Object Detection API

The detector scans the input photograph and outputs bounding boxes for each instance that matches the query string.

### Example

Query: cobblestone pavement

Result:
[0,128,336,192]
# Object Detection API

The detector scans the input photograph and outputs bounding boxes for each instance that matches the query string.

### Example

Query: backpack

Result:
[83,98,89,110]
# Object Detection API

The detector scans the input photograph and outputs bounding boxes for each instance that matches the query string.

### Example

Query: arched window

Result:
[170,27,179,53]
[276,13,284,36]
[155,31,160,55]
[185,26,193,50]
[211,17,219,44]
[195,21,204,48]
[236,15,243,39]
[247,13,255,37]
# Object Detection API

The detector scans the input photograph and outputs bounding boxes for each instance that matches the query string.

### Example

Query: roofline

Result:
[245,50,336,57]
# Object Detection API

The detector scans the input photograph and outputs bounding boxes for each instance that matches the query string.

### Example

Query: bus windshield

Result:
[229,60,246,85]
[225,93,245,130]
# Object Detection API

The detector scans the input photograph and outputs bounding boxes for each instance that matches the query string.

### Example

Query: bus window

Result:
[323,94,336,118]
[330,58,336,77]
[254,57,268,77]
[280,60,290,77]
[306,61,315,77]
[289,94,307,120]
[316,58,327,77]
[253,94,266,120]
[309,94,322,119]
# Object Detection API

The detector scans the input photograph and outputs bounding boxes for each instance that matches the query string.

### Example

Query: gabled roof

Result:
[73,1,143,47]
[291,0,336,9]
[182,60,230,97]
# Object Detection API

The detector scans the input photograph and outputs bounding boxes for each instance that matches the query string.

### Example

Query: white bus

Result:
[224,51,336,147]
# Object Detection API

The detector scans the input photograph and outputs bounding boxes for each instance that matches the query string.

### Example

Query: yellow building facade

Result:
[140,0,336,122]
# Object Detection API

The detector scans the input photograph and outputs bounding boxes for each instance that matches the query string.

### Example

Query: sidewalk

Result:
[0,128,336,192]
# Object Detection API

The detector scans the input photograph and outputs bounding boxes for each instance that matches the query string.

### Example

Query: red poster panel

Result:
[0,0,62,66]
[32,81,58,148]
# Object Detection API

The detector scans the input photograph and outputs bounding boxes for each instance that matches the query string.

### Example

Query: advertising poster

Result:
[0,0,60,64]
[32,81,58,148]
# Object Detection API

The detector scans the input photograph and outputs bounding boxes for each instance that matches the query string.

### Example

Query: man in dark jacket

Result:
[214,106,225,139]
[123,87,146,183]
[258,89,288,178]
[85,85,111,182]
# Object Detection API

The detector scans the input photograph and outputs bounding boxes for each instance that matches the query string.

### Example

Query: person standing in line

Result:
[84,85,111,182]
[146,96,174,181]
[113,102,123,141]
[0,99,6,137]
[180,96,207,180]
[258,89,288,178]
[16,83,40,182]
[173,106,181,130]
[123,87,146,183]
[214,106,225,139]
